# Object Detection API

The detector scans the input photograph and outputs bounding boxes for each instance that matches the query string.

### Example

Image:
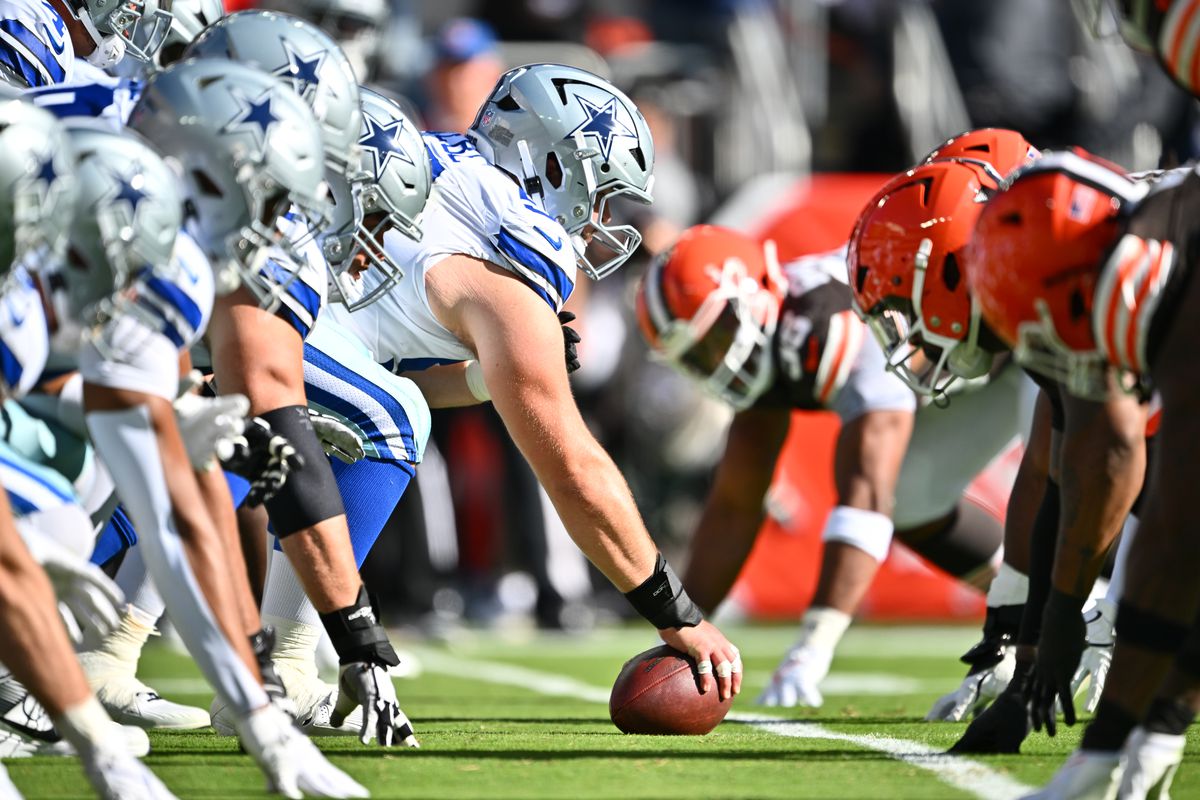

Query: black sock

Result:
[1081,699,1140,752]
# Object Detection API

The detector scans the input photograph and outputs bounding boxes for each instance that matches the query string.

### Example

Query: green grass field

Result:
[6,624,1200,799]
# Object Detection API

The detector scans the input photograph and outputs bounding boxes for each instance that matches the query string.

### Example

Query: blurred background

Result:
[237,0,1198,634]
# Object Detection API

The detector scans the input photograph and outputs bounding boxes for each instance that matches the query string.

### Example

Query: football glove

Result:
[757,644,831,708]
[1029,589,1088,737]
[926,629,1016,722]
[308,410,365,464]
[1070,598,1115,715]
[20,531,123,641]
[219,418,304,507]
[559,311,582,374]
[173,391,251,471]
[332,662,419,748]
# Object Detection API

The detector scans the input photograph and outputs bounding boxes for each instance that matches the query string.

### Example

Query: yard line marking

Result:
[412,647,1036,800]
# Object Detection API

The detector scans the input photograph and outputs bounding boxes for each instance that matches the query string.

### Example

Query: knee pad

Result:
[260,406,346,537]
[822,506,894,563]
[898,501,1004,580]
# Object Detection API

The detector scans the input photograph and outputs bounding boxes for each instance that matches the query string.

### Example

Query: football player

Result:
[326,62,743,697]
[0,0,171,87]
[849,148,1149,754]
[635,137,1031,708]
[1079,0,1200,98]
[961,149,1200,799]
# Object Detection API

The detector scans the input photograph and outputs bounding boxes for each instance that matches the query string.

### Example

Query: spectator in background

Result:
[424,18,504,133]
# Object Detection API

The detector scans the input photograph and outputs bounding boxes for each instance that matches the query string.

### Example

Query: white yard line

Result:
[412,647,1036,800]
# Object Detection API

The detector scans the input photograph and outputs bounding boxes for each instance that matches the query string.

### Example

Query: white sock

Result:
[795,607,852,652]
[81,606,156,682]
[262,613,322,688]
[115,545,166,622]
[986,562,1029,607]
[260,544,321,628]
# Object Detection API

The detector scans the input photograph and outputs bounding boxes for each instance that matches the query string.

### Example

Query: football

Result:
[609,645,732,735]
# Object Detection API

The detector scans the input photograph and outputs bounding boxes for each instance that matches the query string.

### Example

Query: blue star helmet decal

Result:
[566,94,638,164]
[221,87,280,152]
[359,114,415,179]
[275,39,327,102]
[110,167,148,213]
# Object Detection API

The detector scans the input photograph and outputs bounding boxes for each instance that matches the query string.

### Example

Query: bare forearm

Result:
[1054,394,1145,598]
[195,465,262,634]
[683,501,766,614]
[400,363,480,409]
[540,447,657,592]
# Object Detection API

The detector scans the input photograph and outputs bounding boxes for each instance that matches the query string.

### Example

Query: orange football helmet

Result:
[847,159,1002,397]
[637,225,786,409]
[962,149,1150,398]
[924,128,1040,179]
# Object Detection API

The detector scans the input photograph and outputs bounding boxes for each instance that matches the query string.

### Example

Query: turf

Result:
[6,624,1200,799]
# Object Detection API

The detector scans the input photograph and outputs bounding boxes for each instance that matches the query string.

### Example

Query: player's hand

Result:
[238,704,368,799]
[1070,598,1115,715]
[21,531,123,641]
[559,311,581,373]
[332,662,419,748]
[1029,590,1088,737]
[308,410,365,464]
[948,667,1033,754]
[758,643,832,708]
[659,621,742,701]
[173,391,251,471]
[220,417,304,506]
[926,634,1016,721]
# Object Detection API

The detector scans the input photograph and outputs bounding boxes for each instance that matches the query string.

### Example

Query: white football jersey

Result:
[330,131,577,372]
[0,0,73,87]
[0,265,49,398]
[23,60,141,127]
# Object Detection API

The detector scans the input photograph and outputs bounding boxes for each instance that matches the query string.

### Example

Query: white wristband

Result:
[465,360,490,402]
[821,505,894,563]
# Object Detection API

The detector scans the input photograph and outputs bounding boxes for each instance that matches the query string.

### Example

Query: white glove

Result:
[81,749,177,800]
[173,391,251,470]
[0,763,21,800]
[238,704,368,799]
[926,643,1016,722]
[308,410,365,464]
[1071,598,1115,715]
[757,644,833,708]
[333,662,419,747]
[19,530,123,641]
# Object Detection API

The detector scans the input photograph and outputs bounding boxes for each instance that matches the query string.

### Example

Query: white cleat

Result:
[81,748,177,800]
[1021,749,1122,800]
[1119,727,1185,800]
[78,653,210,731]
[275,658,363,738]
[237,705,368,799]
[757,644,832,708]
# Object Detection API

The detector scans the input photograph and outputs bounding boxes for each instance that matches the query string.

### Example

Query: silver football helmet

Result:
[331,87,430,310]
[256,0,387,81]
[62,0,174,66]
[468,63,656,280]
[122,0,224,73]
[183,10,364,181]
[55,122,182,341]
[127,59,331,310]
[0,93,77,275]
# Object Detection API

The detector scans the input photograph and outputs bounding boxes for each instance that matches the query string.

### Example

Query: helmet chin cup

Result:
[87,34,127,68]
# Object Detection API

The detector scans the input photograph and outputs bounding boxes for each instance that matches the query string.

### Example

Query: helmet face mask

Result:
[849,160,1004,399]
[129,59,332,314]
[70,0,175,65]
[470,63,655,280]
[326,87,430,310]
[639,226,784,411]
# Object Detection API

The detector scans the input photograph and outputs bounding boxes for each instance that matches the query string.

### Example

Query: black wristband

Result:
[623,553,703,630]
[318,586,400,667]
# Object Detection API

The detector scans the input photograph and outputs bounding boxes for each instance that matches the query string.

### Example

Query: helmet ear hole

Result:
[191,169,223,198]
[545,152,563,189]
[496,93,520,111]
[943,252,961,291]
[855,265,868,293]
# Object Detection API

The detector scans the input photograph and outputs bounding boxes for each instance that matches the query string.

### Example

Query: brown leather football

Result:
[609,645,732,734]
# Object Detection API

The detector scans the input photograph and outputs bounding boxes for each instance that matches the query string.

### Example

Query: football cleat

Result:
[78,652,210,731]
[1021,749,1122,800]
[1120,727,1185,800]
